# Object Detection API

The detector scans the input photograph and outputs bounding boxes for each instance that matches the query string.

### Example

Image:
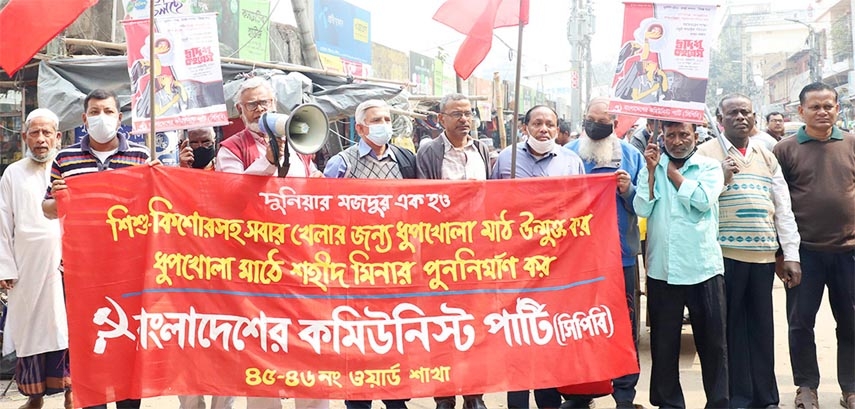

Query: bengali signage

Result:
[58,167,638,407]
[313,0,371,64]
[609,2,716,123]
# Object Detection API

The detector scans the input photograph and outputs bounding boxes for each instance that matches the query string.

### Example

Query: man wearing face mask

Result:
[0,108,70,409]
[43,89,150,220]
[42,90,150,409]
[563,97,644,409]
[490,105,584,409]
[182,127,217,170]
[323,99,416,180]
[216,77,320,177]
[633,121,728,409]
[322,99,413,409]
[491,105,584,180]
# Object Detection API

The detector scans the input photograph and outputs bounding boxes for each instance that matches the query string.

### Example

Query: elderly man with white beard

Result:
[0,108,69,409]
[563,97,645,409]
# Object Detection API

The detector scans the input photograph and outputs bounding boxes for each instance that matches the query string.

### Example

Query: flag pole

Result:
[508,1,525,179]
[147,0,156,158]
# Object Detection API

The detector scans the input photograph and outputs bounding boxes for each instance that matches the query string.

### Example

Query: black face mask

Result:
[192,145,216,169]
[584,119,614,140]
[661,142,698,163]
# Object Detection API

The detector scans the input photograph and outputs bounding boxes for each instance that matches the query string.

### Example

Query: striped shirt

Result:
[46,134,150,199]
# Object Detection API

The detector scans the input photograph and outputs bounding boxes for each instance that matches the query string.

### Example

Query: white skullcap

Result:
[25,108,60,128]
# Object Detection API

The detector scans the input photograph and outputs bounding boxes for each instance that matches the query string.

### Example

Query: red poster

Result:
[57,166,637,407]
[609,2,716,124]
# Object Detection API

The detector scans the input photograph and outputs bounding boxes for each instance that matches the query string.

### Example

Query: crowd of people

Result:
[0,79,852,409]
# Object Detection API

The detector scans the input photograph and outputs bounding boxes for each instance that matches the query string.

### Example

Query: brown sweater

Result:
[773,126,855,252]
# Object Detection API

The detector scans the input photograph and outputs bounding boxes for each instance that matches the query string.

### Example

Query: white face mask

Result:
[86,114,119,144]
[527,137,555,154]
[365,123,393,146]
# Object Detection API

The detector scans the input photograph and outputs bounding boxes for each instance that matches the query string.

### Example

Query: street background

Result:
[0,278,842,409]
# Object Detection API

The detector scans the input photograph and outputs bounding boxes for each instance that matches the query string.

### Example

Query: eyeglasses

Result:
[189,140,214,148]
[243,99,273,111]
[442,111,473,120]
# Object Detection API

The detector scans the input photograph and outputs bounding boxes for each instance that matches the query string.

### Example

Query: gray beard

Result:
[25,147,56,163]
[577,135,617,167]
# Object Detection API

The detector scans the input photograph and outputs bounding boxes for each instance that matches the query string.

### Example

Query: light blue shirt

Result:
[490,142,585,179]
[323,139,395,179]
[633,153,725,285]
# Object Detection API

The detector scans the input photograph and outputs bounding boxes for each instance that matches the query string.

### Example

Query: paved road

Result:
[0,279,842,409]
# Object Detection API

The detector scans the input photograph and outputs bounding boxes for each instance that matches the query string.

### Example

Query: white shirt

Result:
[721,136,801,262]
[0,158,68,357]
[440,133,487,180]
[215,131,318,177]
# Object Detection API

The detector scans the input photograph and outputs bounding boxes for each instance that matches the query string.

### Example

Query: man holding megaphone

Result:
[212,76,329,409]
[215,77,324,178]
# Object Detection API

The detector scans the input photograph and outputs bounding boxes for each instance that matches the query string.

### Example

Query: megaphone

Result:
[258,103,329,155]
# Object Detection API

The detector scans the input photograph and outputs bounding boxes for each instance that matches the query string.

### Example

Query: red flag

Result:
[433,0,529,80]
[0,0,97,76]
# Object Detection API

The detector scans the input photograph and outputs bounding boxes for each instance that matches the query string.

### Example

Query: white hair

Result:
[236,77,275,106]
[355,99,390,125]
[24,108,59,133]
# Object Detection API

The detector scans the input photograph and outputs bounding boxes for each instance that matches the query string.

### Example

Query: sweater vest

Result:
[341,146,402,179]
[220,129,261,169]
[718,148,779,262]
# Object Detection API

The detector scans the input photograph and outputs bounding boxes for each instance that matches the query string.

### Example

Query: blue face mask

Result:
[365,124,393,146]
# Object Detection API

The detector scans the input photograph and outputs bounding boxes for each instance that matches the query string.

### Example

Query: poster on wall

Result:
[608,2,716,123]
[123,13,229,133]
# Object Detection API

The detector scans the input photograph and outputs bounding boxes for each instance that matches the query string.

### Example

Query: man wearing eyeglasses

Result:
[215,77,320,177]
[416,93,491,183]
[415,93,489,409]
[176,127,217,170]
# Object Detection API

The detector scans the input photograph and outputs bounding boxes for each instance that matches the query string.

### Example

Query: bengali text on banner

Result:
[56,166,638,407]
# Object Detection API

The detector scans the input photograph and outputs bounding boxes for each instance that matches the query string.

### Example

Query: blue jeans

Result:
[787,248,855,393]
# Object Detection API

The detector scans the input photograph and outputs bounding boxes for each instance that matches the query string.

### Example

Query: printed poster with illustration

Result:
[123,13,229,133]
[609,2,716,123]
[57,167,638,407]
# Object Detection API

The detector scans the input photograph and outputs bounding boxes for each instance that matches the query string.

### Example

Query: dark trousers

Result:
[786,248,855,393]
[345,400,408,409]
[724,258,778,408]
[434,395,482,407]
[83,399,141,409]
[561,266,640,407]
[648,275,728,409]
[507,388,562,408]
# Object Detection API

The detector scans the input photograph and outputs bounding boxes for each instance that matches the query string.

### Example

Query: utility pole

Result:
[567,0,594,130]
[786,18,822,83]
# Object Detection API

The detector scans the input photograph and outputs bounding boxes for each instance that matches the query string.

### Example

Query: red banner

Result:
[57,166,637,407]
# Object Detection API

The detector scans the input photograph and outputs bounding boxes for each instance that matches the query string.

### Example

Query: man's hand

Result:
[721,156,740,183]
[776,259,802,288]
[0,279,15,290]
[265,138,286,165]
[51,178,67,193]
[643,142,660,171]
[178,139,193,168]
[615,169,632,194]
[310,170,324,178]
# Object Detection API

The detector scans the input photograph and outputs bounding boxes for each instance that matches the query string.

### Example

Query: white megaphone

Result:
[258,103,329,155]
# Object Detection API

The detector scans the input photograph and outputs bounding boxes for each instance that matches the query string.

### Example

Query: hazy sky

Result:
[273,0,815,77]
